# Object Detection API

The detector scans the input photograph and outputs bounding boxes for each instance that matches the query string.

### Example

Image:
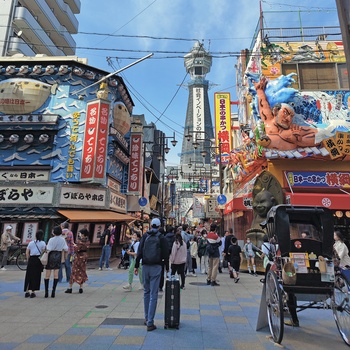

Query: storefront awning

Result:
[58,210,136,223]
[285,192,350,210]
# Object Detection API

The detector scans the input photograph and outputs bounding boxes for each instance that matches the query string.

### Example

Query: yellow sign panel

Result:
[214,93,231,164]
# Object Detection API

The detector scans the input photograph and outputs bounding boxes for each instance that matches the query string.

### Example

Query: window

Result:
[282,63,344,90]
[194,66,203,76]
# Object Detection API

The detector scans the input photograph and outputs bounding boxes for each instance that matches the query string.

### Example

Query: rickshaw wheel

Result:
[333,272,350,346]
[266,269,284,344]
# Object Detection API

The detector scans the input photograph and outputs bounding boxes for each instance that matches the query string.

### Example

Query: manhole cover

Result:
[95,305,109,309]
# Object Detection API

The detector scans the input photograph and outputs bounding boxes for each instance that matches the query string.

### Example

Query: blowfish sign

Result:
[214,92,231,164]
[81,100,110,183]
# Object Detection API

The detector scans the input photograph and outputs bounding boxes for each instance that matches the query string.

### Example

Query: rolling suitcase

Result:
[164,276,180,329]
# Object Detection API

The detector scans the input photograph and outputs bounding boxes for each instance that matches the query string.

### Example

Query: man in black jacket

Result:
[135,218,169,331]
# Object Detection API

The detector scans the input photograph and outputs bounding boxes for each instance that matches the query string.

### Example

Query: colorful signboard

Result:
[127,134,143,193]
[285,171,350,188]
[214,92,231,164]
[80,100,110,183]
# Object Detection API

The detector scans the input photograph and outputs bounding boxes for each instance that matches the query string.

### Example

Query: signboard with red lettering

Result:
[127,134,143,193]
[214,92,231,164]
[81,100,110,183]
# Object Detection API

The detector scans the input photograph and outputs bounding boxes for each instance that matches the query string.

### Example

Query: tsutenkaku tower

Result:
[180,42,214,167]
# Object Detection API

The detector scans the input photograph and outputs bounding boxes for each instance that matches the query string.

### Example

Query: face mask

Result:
[203,234,207,238]
[131,238,135,242]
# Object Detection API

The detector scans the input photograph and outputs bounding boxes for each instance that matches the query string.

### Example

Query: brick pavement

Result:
[0,258,347,349]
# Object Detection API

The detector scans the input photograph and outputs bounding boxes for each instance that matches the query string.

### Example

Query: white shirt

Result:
[47,235,68,252]
[27,240,46,256]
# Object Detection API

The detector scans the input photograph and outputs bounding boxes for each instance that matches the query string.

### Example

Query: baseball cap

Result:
[151,218,160,227]
[5,225,12,230]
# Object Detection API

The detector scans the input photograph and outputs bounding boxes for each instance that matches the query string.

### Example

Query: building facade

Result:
[0,55,135,250]
[226,24,350,248]
[0,0,80,56]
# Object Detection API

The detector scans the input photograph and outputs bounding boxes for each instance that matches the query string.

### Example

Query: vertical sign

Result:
[81,100,110,182]
[214,93,231,164]
[94,102,109,179]
[127,134,142,193]
[193,87,204,134]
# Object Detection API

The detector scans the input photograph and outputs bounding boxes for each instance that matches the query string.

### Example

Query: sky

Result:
[75,0,341,166]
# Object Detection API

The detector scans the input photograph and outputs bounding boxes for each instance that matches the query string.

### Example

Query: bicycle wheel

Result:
[16,252,27,271]
[266,269,284,344]
[333,273,350,346]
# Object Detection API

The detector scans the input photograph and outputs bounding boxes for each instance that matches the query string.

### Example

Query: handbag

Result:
[222,260,228,268]
[39,251,48,266]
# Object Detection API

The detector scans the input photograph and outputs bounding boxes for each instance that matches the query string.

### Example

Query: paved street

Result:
[0,258,348,350]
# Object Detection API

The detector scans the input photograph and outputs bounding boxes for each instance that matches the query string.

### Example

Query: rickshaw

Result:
[257,205,350,346]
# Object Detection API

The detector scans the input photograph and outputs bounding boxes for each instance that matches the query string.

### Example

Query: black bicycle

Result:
[0,242,27,271]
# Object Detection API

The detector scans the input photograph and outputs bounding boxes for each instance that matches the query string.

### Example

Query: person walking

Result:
[334,230,350,268]
[123,231,143,291]
[58,222,74,283]
[169,233,187,289]
[1,225,20,270]
[189,236,198,276]
[243,237,259,276]
[227,237,242,283]
[98,223,114,271]
[24,229,46,298]
[134,218,169,331]
[206,224,221,286]
[181,224,193,276]
[44,226,68,298]
[198,230,209,274]
[65,228,90,294]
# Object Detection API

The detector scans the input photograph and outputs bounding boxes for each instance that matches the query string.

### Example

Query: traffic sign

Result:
[217,194,227,205]
[138,197,148,206]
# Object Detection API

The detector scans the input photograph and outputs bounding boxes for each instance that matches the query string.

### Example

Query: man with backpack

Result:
[134,218,169,331]
[206,224,221,286]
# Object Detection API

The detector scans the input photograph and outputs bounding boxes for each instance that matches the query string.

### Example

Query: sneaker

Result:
[25,292,30,298]
[284,319,299,327]
[211,281,220,286]
[147,324,157,331]
[180,286,185,290]
[0,267,7,271]
[191,273,197,277]
[253,273,258,277]
[138,285,144,290]
[123,284,132,291]
[98,267,102,271]
[106,267,113,271]
[30,292,36,298]
[234,278,240,283]
[206,279,211,285]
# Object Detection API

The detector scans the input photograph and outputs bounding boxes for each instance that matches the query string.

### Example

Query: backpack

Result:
[263,243,274,261]
[206,243,215,255]
[142,232,161,264]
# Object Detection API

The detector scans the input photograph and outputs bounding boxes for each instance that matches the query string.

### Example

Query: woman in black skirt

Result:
[44,226,68,298]
[24,230,46,298]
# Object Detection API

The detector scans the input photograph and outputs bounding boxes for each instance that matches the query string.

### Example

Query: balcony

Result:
[63,0,81,14]
[13,7,57,56]
[46,0,79,34]
[18,0,76,55]
[7,36,36,56]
